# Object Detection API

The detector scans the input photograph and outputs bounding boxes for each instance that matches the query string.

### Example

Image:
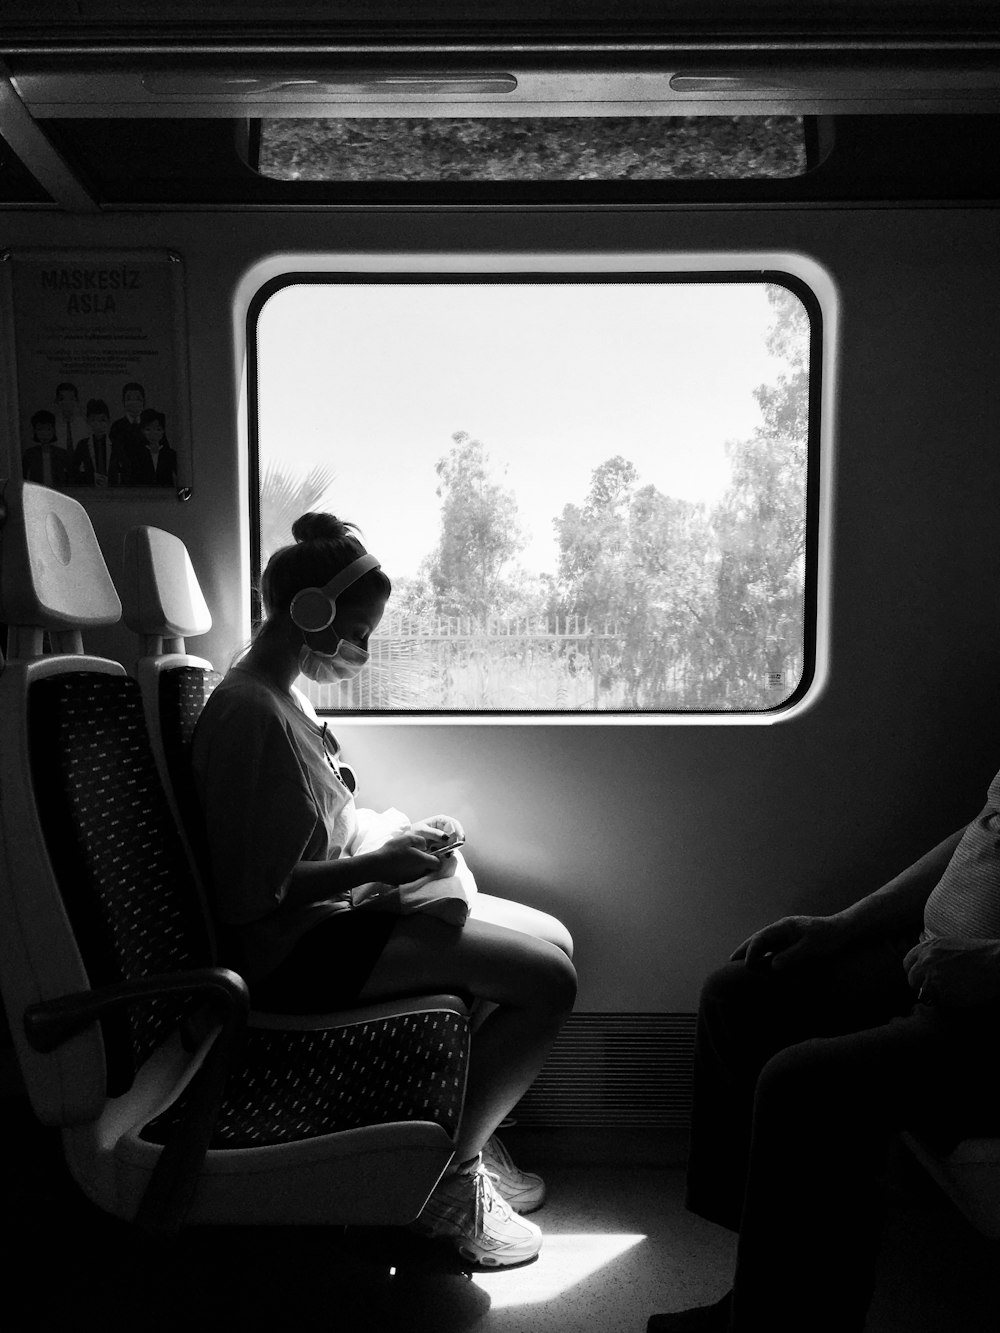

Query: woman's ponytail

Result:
[290,512,358,545]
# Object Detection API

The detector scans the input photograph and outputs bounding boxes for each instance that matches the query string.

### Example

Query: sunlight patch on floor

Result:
[472,1233,648,1308]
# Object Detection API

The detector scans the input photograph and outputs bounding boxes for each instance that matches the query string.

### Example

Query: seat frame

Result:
[0,653,469,1237]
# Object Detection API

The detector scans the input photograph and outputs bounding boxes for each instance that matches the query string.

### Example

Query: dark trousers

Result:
[685,936,1000,1332]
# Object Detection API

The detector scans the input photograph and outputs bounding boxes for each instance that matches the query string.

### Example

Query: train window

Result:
[251,272,818,715]
[255,116,808,183]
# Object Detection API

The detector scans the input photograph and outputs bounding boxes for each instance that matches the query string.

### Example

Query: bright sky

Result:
[256,280,796,580]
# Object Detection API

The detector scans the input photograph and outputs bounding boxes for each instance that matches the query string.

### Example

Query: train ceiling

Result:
[4,3,1000,209]
[2,3,1000,44]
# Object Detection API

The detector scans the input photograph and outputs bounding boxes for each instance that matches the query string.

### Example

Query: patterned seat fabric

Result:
[158,665,221,764]
[157,665,222,878]
[29,672,214,1094]
[141,1010,468,1148]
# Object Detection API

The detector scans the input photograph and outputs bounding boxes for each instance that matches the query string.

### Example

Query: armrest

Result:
[248,992,470,1032]
[26,968,249,1238]
[23,967,249,1053]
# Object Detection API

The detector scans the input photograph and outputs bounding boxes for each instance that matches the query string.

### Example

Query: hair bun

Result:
[292,512,354,544]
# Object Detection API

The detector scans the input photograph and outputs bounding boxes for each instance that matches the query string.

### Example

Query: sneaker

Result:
[482,1134,547,1213]
[410,1154,542,1267]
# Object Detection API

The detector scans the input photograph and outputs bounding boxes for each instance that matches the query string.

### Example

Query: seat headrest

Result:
[122,526,211,639]
[0,479,122,631]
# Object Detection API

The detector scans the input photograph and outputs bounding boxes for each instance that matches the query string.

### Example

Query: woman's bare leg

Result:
[466,893,574,1033]
[356,914,577,1161]
[470,892,574,958]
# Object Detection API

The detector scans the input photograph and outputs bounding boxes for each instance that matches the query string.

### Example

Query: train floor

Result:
[3,1105,999,1333]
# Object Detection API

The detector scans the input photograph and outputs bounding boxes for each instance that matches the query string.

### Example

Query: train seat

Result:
[120,524,358,872]
[120,524,221,896]
[0,479,470,1236]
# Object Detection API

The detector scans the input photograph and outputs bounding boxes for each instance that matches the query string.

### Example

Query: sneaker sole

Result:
[408,1221,542,1267]
[456,1242,541,1268]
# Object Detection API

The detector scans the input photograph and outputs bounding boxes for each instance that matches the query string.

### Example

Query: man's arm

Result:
[833,827,966,942]
[733,827,968,970]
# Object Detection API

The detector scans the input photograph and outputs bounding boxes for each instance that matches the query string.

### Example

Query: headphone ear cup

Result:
[289,587,337,633]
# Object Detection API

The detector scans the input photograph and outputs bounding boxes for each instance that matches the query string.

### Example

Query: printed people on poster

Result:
[21,409,71,487]
[110,382,147,464]
[6,253,188,493]
[53,382,87,453]
[69,399,117,488]
[131,409,177,488]
[23,380,176,488]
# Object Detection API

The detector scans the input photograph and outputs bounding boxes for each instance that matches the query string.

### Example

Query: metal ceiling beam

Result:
[0,0,998,48]
[5,40,1000,57]
[12,57,1000,118]
[0,60,98,211]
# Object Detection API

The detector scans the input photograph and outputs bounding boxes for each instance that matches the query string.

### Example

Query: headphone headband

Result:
[289,553,382,634]
[318,553,381,603]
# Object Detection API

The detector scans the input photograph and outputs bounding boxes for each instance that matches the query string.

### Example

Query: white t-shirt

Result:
[191,664,358,980]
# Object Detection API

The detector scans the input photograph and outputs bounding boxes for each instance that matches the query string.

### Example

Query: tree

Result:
[552,285,810,708]
[555,456,636,620]
[426,432,525,622]
[554,457,717,706]
[258,459,336,568]
[708,285,810,704]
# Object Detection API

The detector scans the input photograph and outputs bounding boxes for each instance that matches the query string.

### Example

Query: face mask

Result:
[298,636,369,684]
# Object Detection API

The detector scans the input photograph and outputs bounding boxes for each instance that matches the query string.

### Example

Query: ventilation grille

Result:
[514,1013,696,1128]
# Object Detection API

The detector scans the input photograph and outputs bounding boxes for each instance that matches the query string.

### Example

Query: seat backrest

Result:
[121,525,221,899]
[0,481,214,1126]
[0,476,122,660]
[120,524,212,662]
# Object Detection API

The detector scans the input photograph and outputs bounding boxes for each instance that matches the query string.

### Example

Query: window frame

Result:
[244,252,831,726]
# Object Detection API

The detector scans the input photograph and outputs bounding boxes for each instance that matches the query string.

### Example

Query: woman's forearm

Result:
[283,852,384,907]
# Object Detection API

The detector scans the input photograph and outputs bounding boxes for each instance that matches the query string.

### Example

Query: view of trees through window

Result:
[255,278,813,712]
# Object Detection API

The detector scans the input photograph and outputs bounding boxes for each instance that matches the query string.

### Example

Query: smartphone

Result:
[432,835,466,857]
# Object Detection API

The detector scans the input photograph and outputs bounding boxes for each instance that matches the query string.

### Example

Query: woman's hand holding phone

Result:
[368,830,442,884]
[411,815,466,858]
[431,834,466,858]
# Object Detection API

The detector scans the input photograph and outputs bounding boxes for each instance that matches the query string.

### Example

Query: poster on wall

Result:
[0,249,192,498]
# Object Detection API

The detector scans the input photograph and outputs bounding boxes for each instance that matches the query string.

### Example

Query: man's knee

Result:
[755,1037,848,1122]
[699,958,775,1015]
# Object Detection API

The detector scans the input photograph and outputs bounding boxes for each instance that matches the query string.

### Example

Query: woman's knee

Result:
[378,915,577,1015]
[550,918,574,960]
[495,934,578,1019]
[531,941,578,1016]
[471,894,575,959]
[470,928,577,1018]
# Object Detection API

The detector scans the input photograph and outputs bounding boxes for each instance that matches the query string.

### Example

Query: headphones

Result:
[288,553,382,634]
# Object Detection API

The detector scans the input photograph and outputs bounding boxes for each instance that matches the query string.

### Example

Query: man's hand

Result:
[903,936,1000,1008]
[731,914,855,972]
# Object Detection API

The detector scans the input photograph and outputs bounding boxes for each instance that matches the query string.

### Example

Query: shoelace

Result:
[484,1134,516,1174]
[471,1162,514,1233]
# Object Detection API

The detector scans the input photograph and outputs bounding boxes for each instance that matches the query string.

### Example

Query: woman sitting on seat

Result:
[191,511,577,1268]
